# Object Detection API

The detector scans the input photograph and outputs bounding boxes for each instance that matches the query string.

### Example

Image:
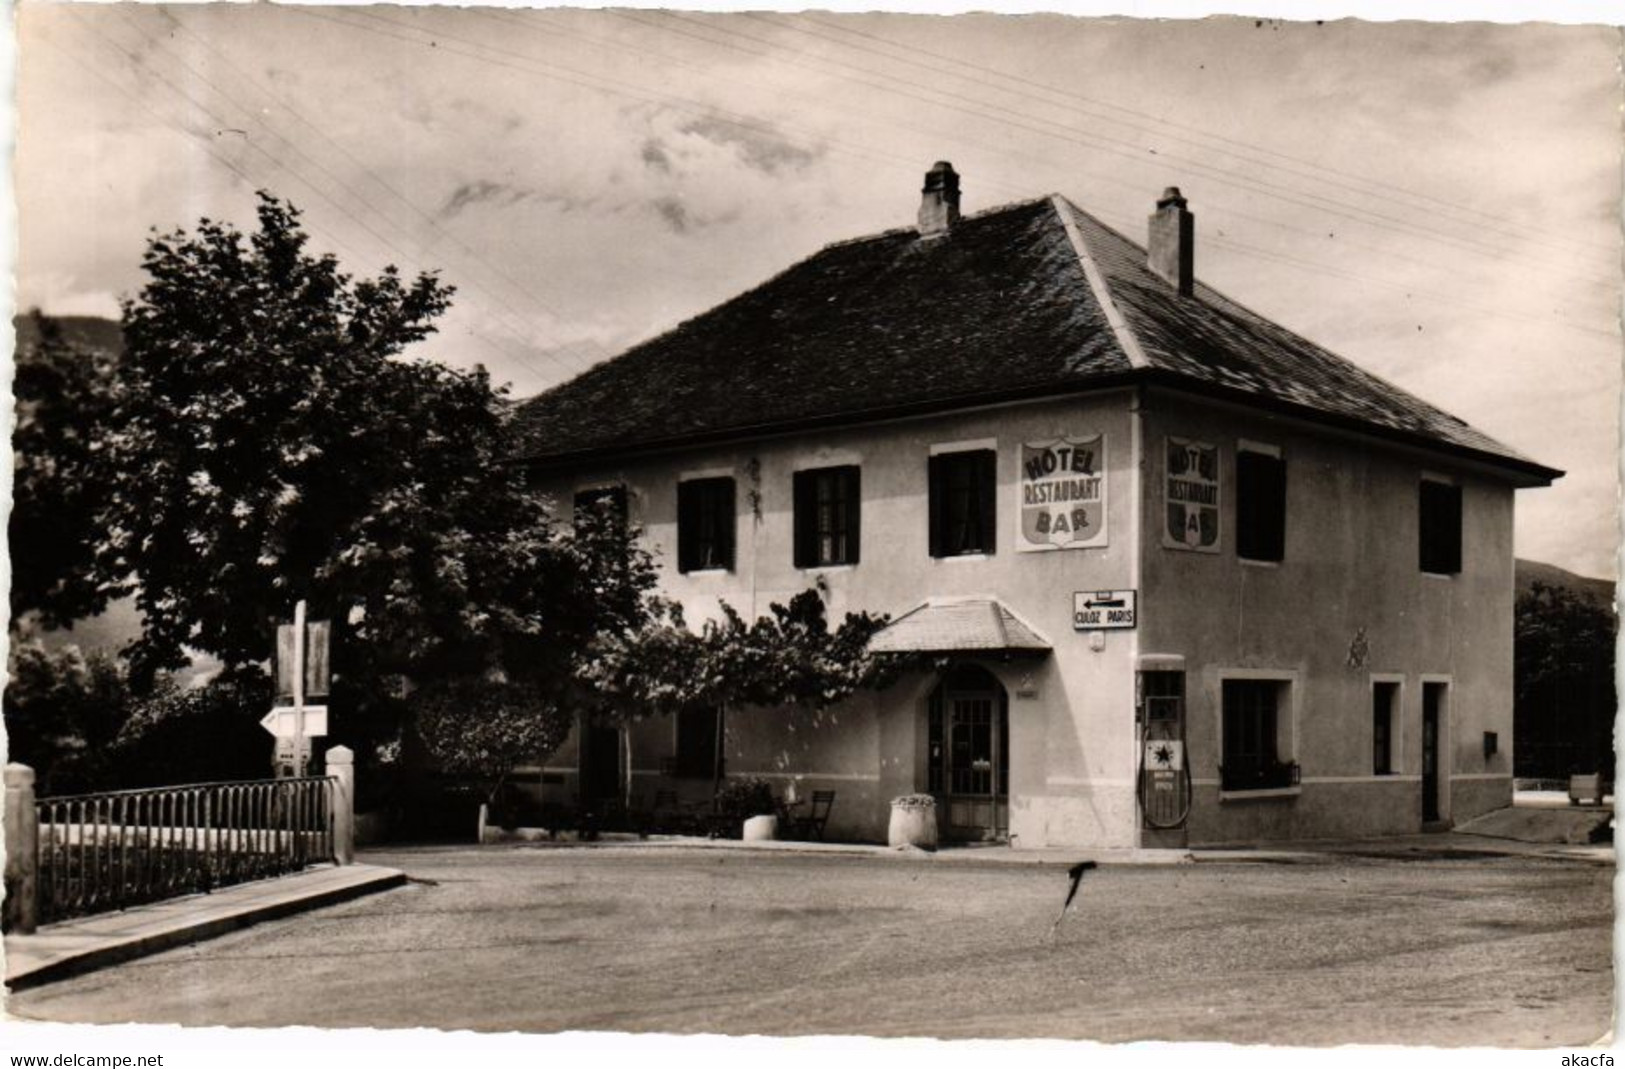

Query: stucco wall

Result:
[533,393,1145,847]
[1138,388,1517,844]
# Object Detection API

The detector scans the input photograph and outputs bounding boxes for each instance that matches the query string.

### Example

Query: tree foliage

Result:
[2,640,134,795]
[1516,581,1615,693]
[582,588,893,724]
[111,669,275,789]
[1514,580,1616,776]
[411,676,573,805]
[10,312,124,628]
[102,194,650,705]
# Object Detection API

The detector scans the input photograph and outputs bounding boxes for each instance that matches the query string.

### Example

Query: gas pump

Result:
[1137,669,1191,829]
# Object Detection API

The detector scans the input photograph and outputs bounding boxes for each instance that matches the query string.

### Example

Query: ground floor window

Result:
[674,706,720,779]
[1373,681,1398,775]
[1221,678,1297,791]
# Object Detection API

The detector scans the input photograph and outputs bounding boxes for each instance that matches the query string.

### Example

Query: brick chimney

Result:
[1148,187,1193,297]
[918,161,961,237]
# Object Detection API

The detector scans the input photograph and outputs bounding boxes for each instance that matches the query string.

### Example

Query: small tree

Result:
[411,676,572,824]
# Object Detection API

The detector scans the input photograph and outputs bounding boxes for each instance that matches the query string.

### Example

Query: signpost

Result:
[264,600,331,778]
[1073,590,1137,631]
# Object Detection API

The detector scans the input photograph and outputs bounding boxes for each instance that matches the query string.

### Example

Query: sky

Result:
[13,5,1623,579]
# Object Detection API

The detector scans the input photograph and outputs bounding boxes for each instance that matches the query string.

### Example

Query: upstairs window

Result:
[674,706,720,780]
[677,477,735,573]
[574,485,628,534]
[1236,447,1286,562]
[1418,479,1462,575]
[929,449,997,557]
[794,466,861,568]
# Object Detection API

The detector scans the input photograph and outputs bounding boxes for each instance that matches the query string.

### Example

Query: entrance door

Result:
[929,666,1009,842]
[1421,683,1444,823]
[579,721,624,814]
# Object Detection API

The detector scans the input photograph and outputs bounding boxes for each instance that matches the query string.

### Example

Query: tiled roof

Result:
[869,598,1052,656]
[514,194,1557,483]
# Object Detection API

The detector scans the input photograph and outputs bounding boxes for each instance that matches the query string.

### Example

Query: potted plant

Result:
[888,793,938,850]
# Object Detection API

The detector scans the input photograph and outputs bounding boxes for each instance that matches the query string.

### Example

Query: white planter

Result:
[888,802,938,850]
[742,814,778,842]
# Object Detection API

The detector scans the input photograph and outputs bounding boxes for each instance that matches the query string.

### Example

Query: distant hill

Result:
[13,313,123,356]
[1515,558,1615,610]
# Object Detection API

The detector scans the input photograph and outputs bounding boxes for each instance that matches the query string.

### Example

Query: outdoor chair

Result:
[788,790,835,841]
[647,789,683,834]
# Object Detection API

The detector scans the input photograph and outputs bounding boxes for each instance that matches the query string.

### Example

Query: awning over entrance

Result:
[869,597,1052,657]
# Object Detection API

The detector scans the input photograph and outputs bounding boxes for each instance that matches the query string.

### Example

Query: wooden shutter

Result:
[793,470,815,568]
[1263,456,1287,561]
[1442,483,1462,573]
[976,450,997,555]
[676,481,698,573]
[927,454,945,558]
[716,479,736,570]
[844,467,861,565]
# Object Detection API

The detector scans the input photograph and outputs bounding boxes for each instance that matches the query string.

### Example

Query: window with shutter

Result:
[794,466,861,567]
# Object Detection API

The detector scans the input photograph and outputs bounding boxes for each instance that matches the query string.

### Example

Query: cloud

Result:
[438,180,598,220]
[652,196,690,233]
[641,138,673,174]
[440,180,527,219]
[678,116,822,175]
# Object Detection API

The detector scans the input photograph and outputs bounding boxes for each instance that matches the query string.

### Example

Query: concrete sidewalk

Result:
[475,834,1193,866]
[4,862,404,991]
[474,828,1613,867]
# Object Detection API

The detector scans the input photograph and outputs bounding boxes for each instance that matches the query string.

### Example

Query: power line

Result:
[787,12,1616,261]
[498,7,1609,320]
[333,6,1619,346]
[155,8,610,371]
[107,8,596,387]
[644,10,1614,291]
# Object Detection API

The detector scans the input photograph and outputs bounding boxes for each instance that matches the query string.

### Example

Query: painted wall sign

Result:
[1073,589,1137,630]
[1164,437,1220,553]
[1019,435,1108,551]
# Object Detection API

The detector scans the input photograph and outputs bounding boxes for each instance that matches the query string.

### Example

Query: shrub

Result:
[713,776,776,821]
[891,793,937,809]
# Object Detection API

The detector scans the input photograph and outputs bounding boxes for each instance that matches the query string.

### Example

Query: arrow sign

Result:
[1073,589,1137,631]
[261,706,329,738]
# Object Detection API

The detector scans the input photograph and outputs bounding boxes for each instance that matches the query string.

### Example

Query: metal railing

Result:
[34,776,336,925]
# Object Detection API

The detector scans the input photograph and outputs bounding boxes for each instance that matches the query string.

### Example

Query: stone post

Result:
[326,746,355,866]
[4,763,39,934]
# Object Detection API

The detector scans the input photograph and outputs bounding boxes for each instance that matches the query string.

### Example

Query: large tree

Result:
[10,311,124,629]
[1514,580,1616,778]
[99,193,651,763]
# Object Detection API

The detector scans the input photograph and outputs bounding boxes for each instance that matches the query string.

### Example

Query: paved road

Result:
[9,845,1612,1045]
